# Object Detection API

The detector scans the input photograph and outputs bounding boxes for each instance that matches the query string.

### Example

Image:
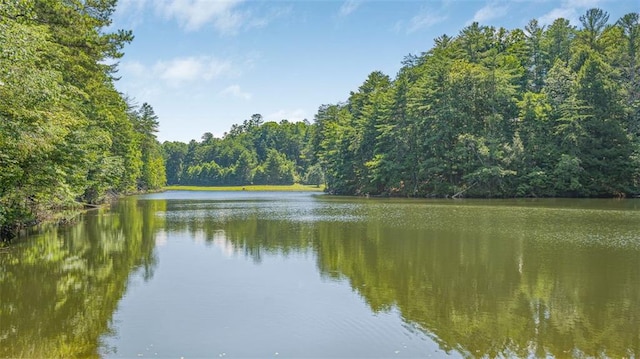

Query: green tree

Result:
[0,0,166,234]
[524,19,548,91]
[616,13,640,133]
[577,8,610,52]
[303,163,325,187]
[254,149,296,185]
[543,18,575,66]
[133,103,166,190]
[162,141,188,185]
[233,150,258,185]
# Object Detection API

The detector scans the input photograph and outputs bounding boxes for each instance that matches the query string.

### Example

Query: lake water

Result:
[1,191,640,358]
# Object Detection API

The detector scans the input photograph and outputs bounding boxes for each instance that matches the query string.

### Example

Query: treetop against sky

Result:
[111,0,638,143]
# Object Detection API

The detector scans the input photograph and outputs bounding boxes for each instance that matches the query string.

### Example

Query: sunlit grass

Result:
[164,184,325,192]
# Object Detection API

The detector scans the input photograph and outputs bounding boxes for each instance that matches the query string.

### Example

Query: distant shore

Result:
[163,184,325,192]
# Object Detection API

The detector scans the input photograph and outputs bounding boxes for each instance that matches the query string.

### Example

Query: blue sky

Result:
[111,0,638,143]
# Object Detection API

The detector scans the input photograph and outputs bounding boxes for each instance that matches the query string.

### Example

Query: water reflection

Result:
[1,192,639,357]
[0,198,162,358]
[156,194,640,358]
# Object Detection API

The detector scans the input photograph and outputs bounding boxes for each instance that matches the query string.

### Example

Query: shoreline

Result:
[0,189,161,243]
[164,184,325,192]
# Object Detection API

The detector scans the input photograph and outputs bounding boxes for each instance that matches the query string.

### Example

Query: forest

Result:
[0,0,165,236]
[162,115,322,187]
[310,9,640,198]
[165,8,640,198]
[2,2,639,236]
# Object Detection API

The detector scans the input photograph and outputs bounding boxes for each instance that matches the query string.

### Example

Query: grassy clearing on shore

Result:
[164,184,325,192]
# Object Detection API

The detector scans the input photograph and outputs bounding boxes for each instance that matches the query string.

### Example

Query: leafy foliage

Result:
[164,117,315,186]
[0,0,165,235]
[168,7,639,198]
[312,8,640,198]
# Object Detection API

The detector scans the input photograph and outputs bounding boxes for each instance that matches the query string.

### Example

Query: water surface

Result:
[1,192,639,357]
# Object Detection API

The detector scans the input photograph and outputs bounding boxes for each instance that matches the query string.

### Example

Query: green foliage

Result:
[166,116,314,186]
[303,163,325,187]
[254,149,296,185]
[0,198,161,356]
[133,103,166,191]
[173,7,638,199]
[0,0,165,234]
[162,141,188,185]
[311,8,640,198]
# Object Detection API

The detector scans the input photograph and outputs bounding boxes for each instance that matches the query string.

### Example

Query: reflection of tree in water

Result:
[14,196,631,357]
[162,200,317,264]
[317,221,640,358]
[0,198,163,358]
[165,200,640,358]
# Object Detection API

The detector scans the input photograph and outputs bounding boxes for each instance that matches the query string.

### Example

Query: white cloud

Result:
[538,0,601,25]
[153,56,233,85]
[117,60,162,100]
[566,0,600,7]
[116,0,148,14]
[152,0,290,33]
[112,0,149,28]
[221,85,252,100]
[120,60,148,78]
[394,2,448,34]
[406,12,448,33]
[113,0,290,34]
[155,0,245,32]
[539,7,575,24]
[247,6,293,29]
[265,109,308,122]
[395,12,447,34]
[339,0,362,17]
[118,56,236,94]
[469,2,509,24]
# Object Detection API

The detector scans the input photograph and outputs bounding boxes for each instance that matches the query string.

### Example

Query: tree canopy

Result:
[178,8,639,198]
[0,0,165,236]
[312,9,640,198]
[3,5,639,236]
[163,116,316,187]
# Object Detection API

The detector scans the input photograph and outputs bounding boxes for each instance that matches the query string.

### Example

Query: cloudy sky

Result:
[111,0,638,143]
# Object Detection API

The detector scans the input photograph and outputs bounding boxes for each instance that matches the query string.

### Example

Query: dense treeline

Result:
[168,8,639,198]
[315,9,640,197]
[163,114,323,187]
[0,0,165,235]
[3,5,638,235]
